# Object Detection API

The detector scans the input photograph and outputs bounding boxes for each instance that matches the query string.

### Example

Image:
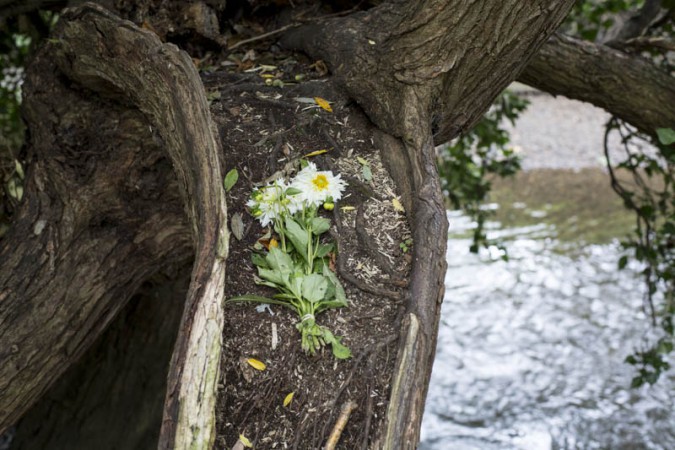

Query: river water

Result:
[420,96,675,450]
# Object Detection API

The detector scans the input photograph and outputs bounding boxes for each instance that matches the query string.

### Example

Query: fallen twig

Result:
[325,400,358,450]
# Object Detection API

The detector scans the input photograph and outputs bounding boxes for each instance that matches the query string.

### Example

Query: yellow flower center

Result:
[312,174,329,191]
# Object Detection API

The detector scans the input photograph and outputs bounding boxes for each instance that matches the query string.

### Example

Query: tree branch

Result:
[519,33,675,136]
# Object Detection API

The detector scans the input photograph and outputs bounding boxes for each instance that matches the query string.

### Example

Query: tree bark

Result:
[50,5,229,449]
[0,5,228,448]
[10,270,190,450]
[519,33,675,136]
[0,33,191,435]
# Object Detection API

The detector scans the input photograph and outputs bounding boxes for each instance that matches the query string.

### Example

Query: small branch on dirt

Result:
[325,400,358,450]
[319,334,397,445]
[343,176,387,201]
[360,366,375,450]
[228,23,300,51]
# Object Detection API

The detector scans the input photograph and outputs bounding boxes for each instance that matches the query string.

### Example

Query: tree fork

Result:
[283,0,575,445]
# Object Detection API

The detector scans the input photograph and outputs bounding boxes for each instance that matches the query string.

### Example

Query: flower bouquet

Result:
[228,162,351,359]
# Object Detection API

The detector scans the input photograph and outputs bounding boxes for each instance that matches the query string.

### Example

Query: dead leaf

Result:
[231,213,245,241]
[314,97,333,112]
[312,59,328,76]
[392,198,405,213]
[304,149,328,157]
[247,358,266,371]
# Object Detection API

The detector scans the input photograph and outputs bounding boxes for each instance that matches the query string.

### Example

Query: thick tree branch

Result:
[519,33,675,135]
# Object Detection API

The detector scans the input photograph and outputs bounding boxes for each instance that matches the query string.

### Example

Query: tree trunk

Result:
[10,269,190,450]
[0,1,580,449]
[0,5,228,447]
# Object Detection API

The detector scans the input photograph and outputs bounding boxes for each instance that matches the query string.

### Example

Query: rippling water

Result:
[421,169,675,450]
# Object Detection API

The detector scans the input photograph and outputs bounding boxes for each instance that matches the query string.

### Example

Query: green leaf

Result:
[656,128,675,146]
[14,160,24,180]
[266,247,294,275]
[618,255,628,270]
[321,328,351,359]
[251,252,268,268]
[315,243,334,258]
[285,187,302,196]
[226,294,290,308]
[301,273,329,303]
[288,274,304,299]
[223,168,239,192]
[323,263,347,305]
[362,164,372,182]
[311,217,331,235]
[257,267,285,286]
[285,216,309,262]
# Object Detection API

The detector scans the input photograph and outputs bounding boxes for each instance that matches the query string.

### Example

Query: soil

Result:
[203,55,412,449]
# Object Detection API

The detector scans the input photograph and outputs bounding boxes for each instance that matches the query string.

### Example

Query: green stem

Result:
[306,226,313,274]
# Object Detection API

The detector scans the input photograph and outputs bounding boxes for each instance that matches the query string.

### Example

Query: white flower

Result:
[290,162,347,207]
[247,179,289,227]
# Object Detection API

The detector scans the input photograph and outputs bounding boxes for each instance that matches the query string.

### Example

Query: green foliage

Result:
[0,32,30,236]
[437,90,527,258]
[605,120,675,386]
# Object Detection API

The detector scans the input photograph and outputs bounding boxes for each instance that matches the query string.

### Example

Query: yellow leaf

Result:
[283,392,294,407]
[340,206,355,212]
[260,73,275,79]
[303,149,328,157]
[247,358,266,371]
[314,97,333,112]
[392,198,405,213]
[239,434,253,448]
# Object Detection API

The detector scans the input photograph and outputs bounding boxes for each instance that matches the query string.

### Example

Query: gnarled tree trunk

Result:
[0,1,580,448]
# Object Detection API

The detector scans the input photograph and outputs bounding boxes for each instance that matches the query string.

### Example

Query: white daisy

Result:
[247,179,289,227]
[290,162,347,207]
